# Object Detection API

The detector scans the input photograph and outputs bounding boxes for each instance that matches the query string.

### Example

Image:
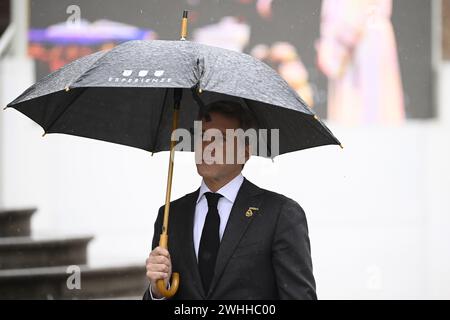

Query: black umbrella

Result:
[4,11,341,297]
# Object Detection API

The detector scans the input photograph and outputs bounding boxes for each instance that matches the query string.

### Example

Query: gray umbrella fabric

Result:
[6,39,341,157]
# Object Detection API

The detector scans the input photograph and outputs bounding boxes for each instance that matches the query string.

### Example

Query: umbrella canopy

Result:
[6,39,341,157]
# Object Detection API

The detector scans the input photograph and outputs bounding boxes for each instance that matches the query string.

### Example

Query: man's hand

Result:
[146,246,172,299]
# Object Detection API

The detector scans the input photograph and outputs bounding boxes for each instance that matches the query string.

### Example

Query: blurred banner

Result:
[444,0,450,61]
[28,0,433,123]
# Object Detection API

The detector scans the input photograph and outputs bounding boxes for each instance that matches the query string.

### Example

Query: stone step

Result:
[0,236,93,269]
[0,264,148,299]
[0,208,36,237]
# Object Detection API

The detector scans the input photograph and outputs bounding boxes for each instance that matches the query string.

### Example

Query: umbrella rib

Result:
[191,84,207,120]
[293,96,341,146]
[150,87,169,153]
[312,115,342,145]
[240,98,272,159]
[43,88,87,135]
[305,113,342,147]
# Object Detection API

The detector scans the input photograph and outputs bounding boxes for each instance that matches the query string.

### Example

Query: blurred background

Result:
[0,0,449,299]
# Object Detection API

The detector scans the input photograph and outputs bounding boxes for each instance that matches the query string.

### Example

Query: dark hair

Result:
[202,100,256,131]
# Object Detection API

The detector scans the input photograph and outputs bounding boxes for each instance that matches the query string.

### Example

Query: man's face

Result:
[196,112,249,181]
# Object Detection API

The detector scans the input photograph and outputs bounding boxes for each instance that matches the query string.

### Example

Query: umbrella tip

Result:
[180,10,189,41]
[340,144,344,150]
[3,106,8,111]
[42,132,47,137]
[65,86,70,92]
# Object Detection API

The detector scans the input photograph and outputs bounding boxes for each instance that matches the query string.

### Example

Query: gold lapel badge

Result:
[245,207,259,218]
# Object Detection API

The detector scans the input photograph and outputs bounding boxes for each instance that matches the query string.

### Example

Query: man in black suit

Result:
[144,100,317,300]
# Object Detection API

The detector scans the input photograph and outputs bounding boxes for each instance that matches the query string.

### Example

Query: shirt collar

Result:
[197,173,244,204]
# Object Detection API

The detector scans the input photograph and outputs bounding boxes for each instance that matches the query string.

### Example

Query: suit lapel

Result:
[179,188,206,299]
[206,178,264,297]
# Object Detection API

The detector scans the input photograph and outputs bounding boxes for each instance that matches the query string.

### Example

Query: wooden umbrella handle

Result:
[155,107,180,298]
[156,234,179,298]
[156,272,180,298]
[154,9,189,300]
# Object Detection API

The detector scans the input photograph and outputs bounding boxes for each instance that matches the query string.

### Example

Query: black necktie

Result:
[198,192,223,293]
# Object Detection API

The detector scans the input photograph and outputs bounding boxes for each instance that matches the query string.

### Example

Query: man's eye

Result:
[199,131,225,143]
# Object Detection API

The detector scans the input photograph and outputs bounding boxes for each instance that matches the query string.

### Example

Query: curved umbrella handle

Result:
[156,273,180,298]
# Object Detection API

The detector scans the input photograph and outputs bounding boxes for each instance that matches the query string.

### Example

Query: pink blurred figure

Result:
[252,41,314,107]
[316,0,405,125]
[256,0,274,20]
[193,16,250,53]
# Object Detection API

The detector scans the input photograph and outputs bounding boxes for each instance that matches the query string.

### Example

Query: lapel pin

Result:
[245,207,259,218]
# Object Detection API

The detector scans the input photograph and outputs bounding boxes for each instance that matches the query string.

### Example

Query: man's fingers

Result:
[146,247,171,284]
[147,263,170,273]
[151,255,170,265]
[146,271,169,281]
[147,255,170,267]
[150,246,170,258]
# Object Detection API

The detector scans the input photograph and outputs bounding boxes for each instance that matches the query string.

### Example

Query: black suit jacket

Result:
[143,178,317,300]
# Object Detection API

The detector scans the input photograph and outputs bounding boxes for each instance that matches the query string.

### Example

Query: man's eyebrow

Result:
[201,129,227,134]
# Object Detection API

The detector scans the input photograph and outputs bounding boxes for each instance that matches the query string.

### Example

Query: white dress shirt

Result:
[150,173,244,299]
[193,173,244,260]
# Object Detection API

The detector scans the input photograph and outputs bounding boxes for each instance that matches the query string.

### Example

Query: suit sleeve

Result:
[143,206,165,300]
[272,198,317,300]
